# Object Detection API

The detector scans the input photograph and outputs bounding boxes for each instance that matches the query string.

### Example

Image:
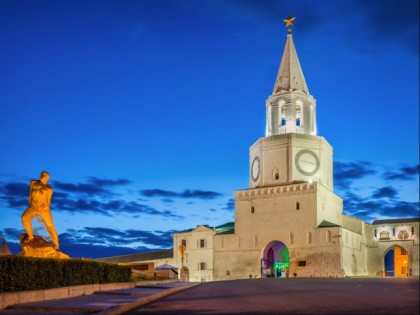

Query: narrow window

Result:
[307,232,312,244]
[200,239,206,248]
[374,229,377,238]
[181,239,186,246]
[326,230,331,242]
[199,262,206,270]
[289,233,294,245]
[392,228,396,237]
[251,206,255,213]
[296,202,300,210]
[412,227,415,236]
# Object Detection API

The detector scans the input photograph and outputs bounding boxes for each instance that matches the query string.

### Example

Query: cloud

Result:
[383,164,419,181]
[371,186,398,199]
[0,176,183,220]
[52,196,184,219]
[223,198,235,211]
[343,191,419,223]
[0,226,175,258]
[354,0,419,55]
[140,189,223,200]
[51,176,131,197]
[334,161,377,188]
[0,182,29,209]
[58,227,175,258]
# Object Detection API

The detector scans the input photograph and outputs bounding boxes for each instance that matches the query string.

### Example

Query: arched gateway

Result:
[384,245,409,277]
[261,241,290,278]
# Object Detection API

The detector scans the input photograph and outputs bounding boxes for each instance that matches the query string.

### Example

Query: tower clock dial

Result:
[295,149,320,176]
[251,156,260,182]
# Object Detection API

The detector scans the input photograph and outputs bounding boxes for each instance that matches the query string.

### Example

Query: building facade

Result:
[98,25,419,282]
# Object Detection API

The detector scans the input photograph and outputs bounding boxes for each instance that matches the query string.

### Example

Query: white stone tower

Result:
[249,19,333,191]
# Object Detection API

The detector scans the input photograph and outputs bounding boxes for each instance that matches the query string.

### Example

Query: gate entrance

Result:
[261,240,290,278]
[384,246,409,277]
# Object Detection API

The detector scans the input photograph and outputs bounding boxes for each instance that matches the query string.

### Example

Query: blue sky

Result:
[0,0,418,258]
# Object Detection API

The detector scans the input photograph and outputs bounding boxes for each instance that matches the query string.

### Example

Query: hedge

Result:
[0,255,131,292]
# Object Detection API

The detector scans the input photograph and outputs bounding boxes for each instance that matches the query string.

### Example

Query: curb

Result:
[97,283,201,315]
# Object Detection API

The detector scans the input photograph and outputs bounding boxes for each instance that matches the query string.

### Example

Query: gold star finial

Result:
[283,15,296,33]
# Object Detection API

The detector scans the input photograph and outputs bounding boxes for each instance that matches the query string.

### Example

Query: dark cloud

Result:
[51,176,131,196]
[52,181,112,196]
[371,186,398,199]
[0,176,183,219]
[354,0,419,55]
[223,198,235,211]
[1,182,28,197]
[0,182,29,209]
[343,191,419,223]
[57,227,175,258]
[334,161,377,188]
[52,195,184,219]
[86,177,131,186]
[0,227,20,240]
[383,164,419,181]
[140,189,223,200]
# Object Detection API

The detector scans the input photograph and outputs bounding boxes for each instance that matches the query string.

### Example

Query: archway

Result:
[261,240,290,278]
[180,266,189,282]
[384,246,409,277]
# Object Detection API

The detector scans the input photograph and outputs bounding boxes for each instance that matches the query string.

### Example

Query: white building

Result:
[98,24,419,281]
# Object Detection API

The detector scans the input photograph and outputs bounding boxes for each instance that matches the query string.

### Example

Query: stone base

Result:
[18,234,70,259]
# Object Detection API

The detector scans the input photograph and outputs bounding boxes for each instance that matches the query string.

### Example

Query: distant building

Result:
[97,23,419,281]
[0,238,12,256]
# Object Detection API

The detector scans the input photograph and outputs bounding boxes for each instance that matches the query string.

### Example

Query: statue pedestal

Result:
[19,234,70,259]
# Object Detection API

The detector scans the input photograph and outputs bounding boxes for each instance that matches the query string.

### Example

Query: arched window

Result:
[272,168,280,180]
[296,103,303,127]
[280,104,286,126]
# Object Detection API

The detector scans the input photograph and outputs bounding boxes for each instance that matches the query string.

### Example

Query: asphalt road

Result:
[122,277,419,315]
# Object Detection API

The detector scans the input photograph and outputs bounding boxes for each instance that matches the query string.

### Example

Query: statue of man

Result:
[21,171,59,250]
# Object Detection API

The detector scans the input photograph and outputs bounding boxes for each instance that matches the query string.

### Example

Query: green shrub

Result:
[0,256,131,292]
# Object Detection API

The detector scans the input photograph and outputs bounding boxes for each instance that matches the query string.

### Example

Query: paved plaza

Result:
[0,278,418,315]
[124,278,419,315]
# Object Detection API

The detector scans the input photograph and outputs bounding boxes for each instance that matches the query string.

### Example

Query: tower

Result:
[250,18,333,191]
[212,17,346,280]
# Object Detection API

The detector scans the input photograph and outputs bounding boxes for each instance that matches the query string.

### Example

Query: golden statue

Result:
[20,171,69,258]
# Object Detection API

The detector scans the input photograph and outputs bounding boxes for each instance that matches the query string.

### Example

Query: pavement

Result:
[122,277,420,315]
[0,282,199,315]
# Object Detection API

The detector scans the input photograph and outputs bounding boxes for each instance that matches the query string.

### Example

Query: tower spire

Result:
[265,16,317,136]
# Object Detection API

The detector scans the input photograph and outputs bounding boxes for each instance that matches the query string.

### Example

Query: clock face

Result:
[295,149,320,176]
[251,156,260,182]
